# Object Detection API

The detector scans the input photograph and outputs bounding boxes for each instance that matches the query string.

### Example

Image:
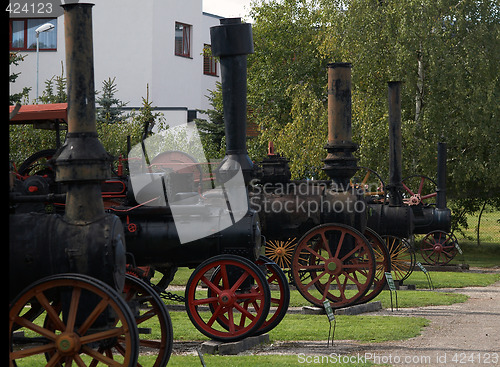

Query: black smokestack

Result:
[55,3,112,223]
[322,63,358,188]
[210,18,254,183]
[436,142,447,209]
[387,81,404,206]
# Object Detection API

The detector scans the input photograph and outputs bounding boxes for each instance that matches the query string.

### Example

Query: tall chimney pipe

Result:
[323,63,358,187]
[387,81,404,206]
[210,18,254,183]
[436,142,447,209]
[55,3,112,223]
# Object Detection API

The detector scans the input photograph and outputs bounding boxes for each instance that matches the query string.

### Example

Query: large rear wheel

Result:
[9,273,139,366]
[291,224,376,309]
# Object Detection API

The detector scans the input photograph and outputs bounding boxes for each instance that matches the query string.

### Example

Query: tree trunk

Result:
[476,200,488,246]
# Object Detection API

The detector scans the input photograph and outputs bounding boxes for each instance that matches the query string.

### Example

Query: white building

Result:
[9,0,223,126]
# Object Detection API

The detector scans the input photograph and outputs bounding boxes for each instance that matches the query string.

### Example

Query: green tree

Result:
[129,84,168,138]
[245,0,334,176]
[38,63,67,104]
[247,0,500,203]
[96,77,129,124]
[9,52,31,104]
[247,0,330,161]
[195,82,226,160]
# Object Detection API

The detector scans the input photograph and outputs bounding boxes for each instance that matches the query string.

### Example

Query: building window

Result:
[203,44,218,76]
[175,22,191,58]
[9,18,57,51]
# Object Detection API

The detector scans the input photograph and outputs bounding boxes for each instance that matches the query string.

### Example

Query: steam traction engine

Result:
[9,4,147,366]
[260,77,457,296]
[365,81,454,277]
[112,17,289,343]
[9,13,289,359]
[249,63,384,308]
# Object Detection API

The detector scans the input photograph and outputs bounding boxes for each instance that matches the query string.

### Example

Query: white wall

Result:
[92,0,154,108]
[9,0,222,125]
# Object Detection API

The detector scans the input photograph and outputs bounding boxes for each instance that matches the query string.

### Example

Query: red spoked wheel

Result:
[9,273,139,366]
[291,223,376,309]
[420,230,459,266]
[253,256,290,335]
[209,255,289,337]
[122,274,173,367]
[401,175,437,206]
[357,228,391,304]
[185,255,271,342]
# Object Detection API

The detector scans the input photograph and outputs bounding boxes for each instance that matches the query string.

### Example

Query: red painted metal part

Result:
[9,103,68,125]
[420,230,459,266]
[184,255,270,342]
[291,223,376,309]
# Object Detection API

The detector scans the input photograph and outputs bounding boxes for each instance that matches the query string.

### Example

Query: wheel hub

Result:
[55,333,81,355]
[408,194,421,205]
[433,244,443,253]
[325,258,342,275]
[219,291,235,306]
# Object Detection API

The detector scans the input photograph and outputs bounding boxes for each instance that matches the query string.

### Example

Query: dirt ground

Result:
[172,268,500,366]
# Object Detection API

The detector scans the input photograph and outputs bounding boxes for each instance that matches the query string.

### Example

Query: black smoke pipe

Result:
[436,142,447,210]
[387,81,404,206]
[322,63,359,188]
[55,3,113,223]
[10,3,127,301]
[210,18,255,184]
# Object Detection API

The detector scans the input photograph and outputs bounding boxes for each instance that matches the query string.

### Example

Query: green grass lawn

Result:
[143,354,376,367]
[405,270,500,289]
[167,311,429,343]
[17,354,376,367]
[460,209,500,245]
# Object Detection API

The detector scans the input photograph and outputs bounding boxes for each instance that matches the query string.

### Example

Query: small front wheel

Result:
[185,255,271,342]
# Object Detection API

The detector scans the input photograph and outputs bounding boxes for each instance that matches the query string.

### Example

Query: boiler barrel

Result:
[9,213,126,302]
[121,209,262,268]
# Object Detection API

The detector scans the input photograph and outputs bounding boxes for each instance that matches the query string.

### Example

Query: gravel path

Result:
[247,278,500,366]
[352,279,500,366]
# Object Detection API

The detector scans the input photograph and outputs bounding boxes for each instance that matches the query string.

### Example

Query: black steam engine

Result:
[9,11,290,366]
[9,5,456,365]
[9,4,148,366]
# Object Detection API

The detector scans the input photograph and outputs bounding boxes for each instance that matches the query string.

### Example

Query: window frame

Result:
[9,18,57,51]
[174,22,192,58]
[203,44,218,77]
